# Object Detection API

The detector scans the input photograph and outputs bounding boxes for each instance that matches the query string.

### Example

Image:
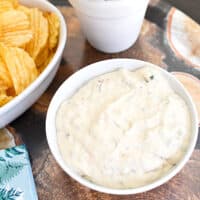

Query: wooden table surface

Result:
[9,0,200,199]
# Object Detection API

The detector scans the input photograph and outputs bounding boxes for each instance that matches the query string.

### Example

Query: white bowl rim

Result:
[0,0,67,115]
[46,58,198,195]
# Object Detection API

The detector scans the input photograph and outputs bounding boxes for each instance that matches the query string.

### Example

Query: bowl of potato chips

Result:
[0,0,67,128]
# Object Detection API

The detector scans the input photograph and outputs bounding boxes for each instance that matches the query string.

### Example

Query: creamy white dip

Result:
[56,66,191,189]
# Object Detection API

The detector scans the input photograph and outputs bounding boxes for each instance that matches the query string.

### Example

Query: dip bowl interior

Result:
[46,59,198,195]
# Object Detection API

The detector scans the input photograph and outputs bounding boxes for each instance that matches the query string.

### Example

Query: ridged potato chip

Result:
[0,44,38,95]
[25,8,48,60]
[0,1,13,13]
[0,10,32,47]
[0,90,13,106]
[44,12,60,50]
[35,45,49,67]
[17,5,30,16]
[0,57,13,89]
[0,0,18,13]
[0,0,60,107]
[7,0,18,7]
[38,51,54,73]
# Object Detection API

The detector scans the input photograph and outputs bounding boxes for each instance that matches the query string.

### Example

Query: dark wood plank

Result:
[166,0,200,23]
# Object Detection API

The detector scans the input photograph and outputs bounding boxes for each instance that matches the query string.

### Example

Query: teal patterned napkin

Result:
[0,145,38,200]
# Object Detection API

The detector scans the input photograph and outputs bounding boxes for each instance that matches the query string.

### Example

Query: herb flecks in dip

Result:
[56,66,191,189]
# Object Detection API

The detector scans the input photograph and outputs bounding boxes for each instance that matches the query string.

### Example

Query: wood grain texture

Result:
[9,3,200,200]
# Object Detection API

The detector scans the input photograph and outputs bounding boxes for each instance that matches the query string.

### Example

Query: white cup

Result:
[69,0,149,53]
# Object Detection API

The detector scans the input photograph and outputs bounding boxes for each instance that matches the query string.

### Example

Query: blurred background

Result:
[49,0,200,23]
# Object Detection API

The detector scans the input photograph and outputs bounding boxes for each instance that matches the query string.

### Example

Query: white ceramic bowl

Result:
[69,0,149,53]
[0,0,67,128]
[46,59,198,195]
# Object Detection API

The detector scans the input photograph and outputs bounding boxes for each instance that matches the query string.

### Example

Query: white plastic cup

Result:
[69,0,149,53]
